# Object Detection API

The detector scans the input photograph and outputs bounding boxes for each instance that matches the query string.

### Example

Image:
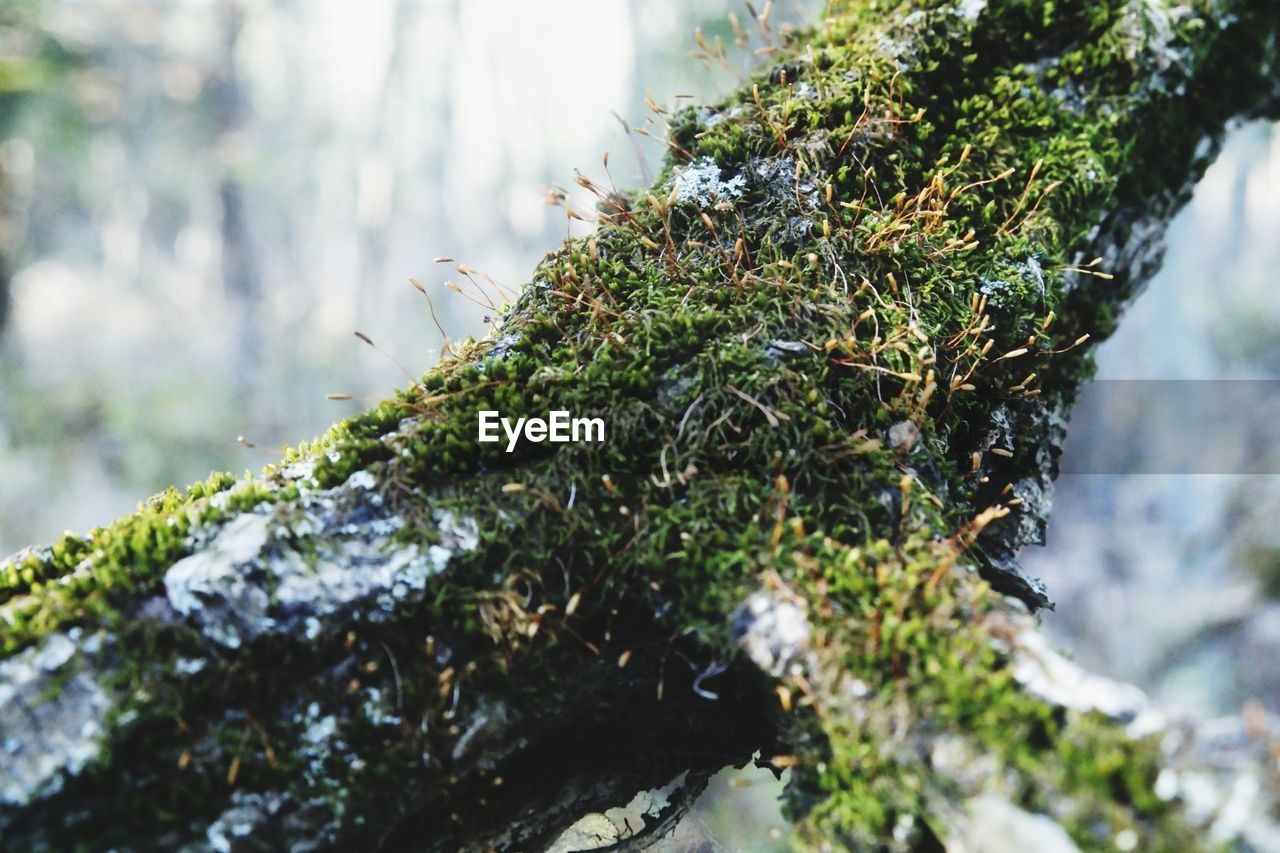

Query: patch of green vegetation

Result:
[768,529,1194,847]
[0,468,245,656]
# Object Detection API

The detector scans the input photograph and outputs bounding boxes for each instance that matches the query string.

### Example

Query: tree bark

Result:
[3,0,1280,849]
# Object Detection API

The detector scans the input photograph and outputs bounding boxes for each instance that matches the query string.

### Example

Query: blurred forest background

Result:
[2,1,1279,848]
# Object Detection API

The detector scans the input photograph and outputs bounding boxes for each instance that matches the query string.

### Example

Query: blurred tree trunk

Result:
[213,0,261,405]
[0,222,10,335]
[0,153,12,336]
[354,0,412,332]
[2,1,1280,850]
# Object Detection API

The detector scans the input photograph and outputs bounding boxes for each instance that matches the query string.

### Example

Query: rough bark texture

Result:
[3,0,1280,849]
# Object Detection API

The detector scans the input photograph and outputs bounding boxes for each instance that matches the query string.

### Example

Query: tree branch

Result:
[3,0,1279,848]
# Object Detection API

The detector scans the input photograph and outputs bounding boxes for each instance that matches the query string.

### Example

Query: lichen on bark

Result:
[3,0,1280,849]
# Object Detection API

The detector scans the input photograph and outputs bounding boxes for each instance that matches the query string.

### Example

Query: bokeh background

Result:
[2,1,1278,848]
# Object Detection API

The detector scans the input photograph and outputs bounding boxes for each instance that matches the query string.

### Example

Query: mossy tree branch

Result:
[3,0,1280,849]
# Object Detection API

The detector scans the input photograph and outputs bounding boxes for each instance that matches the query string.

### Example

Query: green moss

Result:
[761,529,1195,848]
[4,0,1278,848]
[0,462,291,657]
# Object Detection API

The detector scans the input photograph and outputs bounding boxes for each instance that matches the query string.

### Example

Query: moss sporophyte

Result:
[3,0,1280,849]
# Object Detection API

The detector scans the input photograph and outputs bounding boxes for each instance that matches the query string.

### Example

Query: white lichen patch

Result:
[929,735,1001,795]
[957,0,986,22]
[1012,628,1164,737]
[668,157,746,208]
[361,687,400,727]
[270,542,438,625]
[204,791,287,853]
[164,514,274,649]
[0,629,112,808]
[174,656,207,675]
[946,794,1080,852]
[979,276,1016,304]
[1120,0,1191,81]
[1166,714,1280,848]
[162,479,483,650]
[280,459,318,490]
[0,546,48,579]
[434,509,480,552]
[751,156,818,208]
[733,590,811,677]
[300,703,340,782]
[888,419,920,450]
[344,470,377,491]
